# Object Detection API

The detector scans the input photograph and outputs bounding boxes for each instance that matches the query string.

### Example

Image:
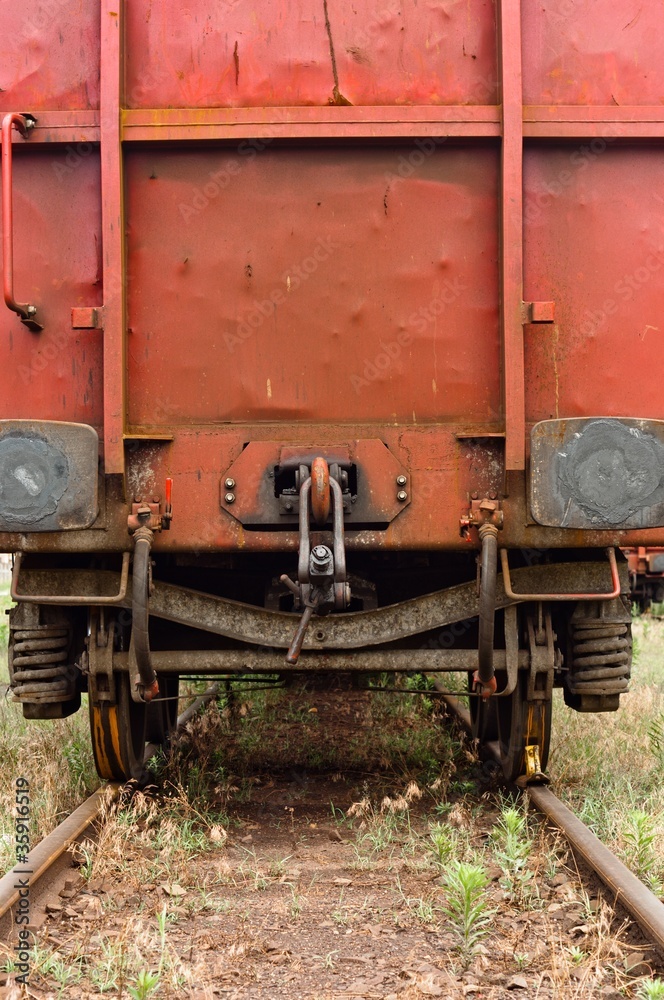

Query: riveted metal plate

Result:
[221,439,410,529]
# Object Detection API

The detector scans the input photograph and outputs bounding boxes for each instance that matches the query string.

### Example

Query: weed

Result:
[620,810,663,892]
[32,946,83,995]
[567,945,586,965]
[331,907,349,926]
[408,896,436,924]
[648,715,664,763]
[637,980,664,1000]
[489,804,536,904]
[428,822,457,867]
[289,886,303,919]
[127,969,161,1000]
[329,800,345,823]
[441,861,494,965]
[90,940,124,992]
[268,854,292,878]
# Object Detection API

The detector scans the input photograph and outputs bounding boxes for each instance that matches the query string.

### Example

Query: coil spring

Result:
[10,627,75,704]
[568,621,631,696]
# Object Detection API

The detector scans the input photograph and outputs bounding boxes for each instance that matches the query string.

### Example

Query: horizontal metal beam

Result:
[113,648,530,673]
[121,105,501,140]
[2,107,664,146]
[16,559,625,649]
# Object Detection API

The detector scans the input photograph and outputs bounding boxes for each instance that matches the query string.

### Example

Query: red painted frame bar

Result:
[121,105,501,140]
[100,0,126,478]
[498,0,525,472]
[0,111,99,146]
[2,107,664,146]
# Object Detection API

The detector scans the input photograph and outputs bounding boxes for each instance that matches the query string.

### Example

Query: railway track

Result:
[0,685,219,941]
[1,677,663,992]
[438,687,664,959]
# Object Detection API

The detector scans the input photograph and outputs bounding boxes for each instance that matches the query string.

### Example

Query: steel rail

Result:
[0,684,219,927]
[437,687,664,956]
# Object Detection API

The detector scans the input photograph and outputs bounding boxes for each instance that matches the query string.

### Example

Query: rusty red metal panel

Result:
[100,0,126,477]
[0,0,100,113]
[523,147,664,424]
[0,150,103,428]
[125,0,498,110]
[5,0,664,558]
[125,145,500,427]
[522,1,664,107]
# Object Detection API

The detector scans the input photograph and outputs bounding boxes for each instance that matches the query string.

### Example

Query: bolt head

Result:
[313,545,328,558]
[396,474,407,487]
[224,492,235,504]
[225,478,236,490]
[397,490,408,502]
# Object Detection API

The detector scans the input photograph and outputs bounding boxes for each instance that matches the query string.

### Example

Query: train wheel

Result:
[146,674,180,746]
[495,673,552,783]
[90,672,148,783]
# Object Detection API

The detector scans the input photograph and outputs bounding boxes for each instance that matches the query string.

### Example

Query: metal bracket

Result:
[522,300,555,324]
[127,480,172,533]
[460,497,504,538]
[87,609,116,704]
[526,610,556,703]
[497,604,519,698]
[71,306,104,329]
[281,458,351,664]
[500,547,621,602]
[12,551,131,606]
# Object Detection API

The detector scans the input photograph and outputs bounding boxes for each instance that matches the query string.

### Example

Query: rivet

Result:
[397,490,408,502]
[396,474,407,487]
[489,492,497,500]
[224,492,235,504]
[471,492,479,500]
[284,502,293,512]
[225,478,236,490]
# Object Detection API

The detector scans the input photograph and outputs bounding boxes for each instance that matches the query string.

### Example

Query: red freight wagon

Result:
[1,0,662,782]
[625,548,664,611]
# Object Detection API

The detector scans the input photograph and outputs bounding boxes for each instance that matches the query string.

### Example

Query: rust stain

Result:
[233,40,239,86]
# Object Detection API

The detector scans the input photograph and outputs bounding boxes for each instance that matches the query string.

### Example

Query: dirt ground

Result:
[2,685,663,999]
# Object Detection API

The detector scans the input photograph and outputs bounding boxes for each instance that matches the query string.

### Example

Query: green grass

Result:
[0,584,13,683]
[549,615,664,878]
